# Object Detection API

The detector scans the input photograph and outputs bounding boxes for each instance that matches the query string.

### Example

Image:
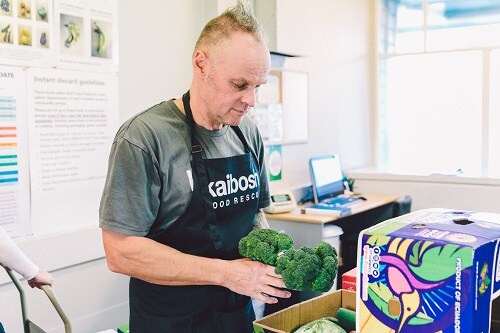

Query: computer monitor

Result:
[309,155,345,204]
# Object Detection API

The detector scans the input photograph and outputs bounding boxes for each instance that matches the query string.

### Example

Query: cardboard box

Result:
[357,208,500,333]
[342,267,357,291]
[253,289,355,333]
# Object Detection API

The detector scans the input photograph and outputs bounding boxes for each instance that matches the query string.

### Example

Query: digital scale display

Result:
[271,194,291,203]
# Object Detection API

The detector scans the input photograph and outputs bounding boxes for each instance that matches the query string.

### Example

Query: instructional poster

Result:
[0,65,30,237]
[27,67,119,235]
[0,0,118,238]
[54,0,118,72]
[0,0,55,67]
[0,0,118,72]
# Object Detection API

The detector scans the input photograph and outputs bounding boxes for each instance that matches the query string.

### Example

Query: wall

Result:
[352,172,500,214]
[268,0,373,194]
[0,1,205,332]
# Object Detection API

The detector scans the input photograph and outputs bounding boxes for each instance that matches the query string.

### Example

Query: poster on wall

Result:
[267,144,282,182]
[26,67,119,235]
[54,0,118,73]
[0,0,55,68]
[0,65,30,238]
[0,0,118,72]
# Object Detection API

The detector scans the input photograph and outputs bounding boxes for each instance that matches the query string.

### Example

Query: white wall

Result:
[268,0,373,194]
[352,172,500,214]
[118,1,205,121]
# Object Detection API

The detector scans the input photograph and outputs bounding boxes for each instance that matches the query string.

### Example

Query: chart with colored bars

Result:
[0,97,19,185]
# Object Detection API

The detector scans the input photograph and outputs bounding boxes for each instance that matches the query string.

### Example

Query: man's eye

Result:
[232,82,247,90]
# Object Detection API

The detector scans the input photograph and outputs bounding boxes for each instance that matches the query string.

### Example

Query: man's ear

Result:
[193,50,208,77]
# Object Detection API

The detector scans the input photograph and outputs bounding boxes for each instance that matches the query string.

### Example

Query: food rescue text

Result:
[209,172,260,209]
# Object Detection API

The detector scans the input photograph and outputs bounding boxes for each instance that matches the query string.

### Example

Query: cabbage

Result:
[293,317,347,333]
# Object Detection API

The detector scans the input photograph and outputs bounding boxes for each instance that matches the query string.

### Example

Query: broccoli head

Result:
[238,228,294,265]
[275,246,321,290]
[239,230,339,292]
[275,241,339,292]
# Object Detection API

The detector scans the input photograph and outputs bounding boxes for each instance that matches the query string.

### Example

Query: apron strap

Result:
[182,91,222,248]
[231,125,260,172]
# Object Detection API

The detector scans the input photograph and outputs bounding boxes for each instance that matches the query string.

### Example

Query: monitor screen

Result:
[309,155,345,203]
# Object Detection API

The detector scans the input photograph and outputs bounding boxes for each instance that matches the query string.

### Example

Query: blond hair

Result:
[194,0,267,55]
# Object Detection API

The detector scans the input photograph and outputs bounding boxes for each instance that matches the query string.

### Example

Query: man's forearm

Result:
[102,230,228,286]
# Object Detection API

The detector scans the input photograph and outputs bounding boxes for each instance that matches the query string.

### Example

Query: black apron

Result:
[129,91,260,332]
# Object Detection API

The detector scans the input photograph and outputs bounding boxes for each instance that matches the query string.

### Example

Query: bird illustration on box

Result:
[361,236,473,333]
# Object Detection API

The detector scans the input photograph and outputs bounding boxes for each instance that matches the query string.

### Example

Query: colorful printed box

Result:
[357,208,500,333]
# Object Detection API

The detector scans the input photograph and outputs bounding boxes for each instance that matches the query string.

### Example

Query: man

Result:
[99,1,290,332]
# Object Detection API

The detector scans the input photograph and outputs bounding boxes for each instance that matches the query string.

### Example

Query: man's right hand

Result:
[221,258,291,304]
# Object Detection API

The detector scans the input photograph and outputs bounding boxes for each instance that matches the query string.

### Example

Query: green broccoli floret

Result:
[238,228,294,265]
[315,241,337,259]
[275,246,321,290]
[275,241,339,292]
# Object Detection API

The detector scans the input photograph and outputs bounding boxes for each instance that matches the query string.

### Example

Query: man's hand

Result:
[222,258,291,304]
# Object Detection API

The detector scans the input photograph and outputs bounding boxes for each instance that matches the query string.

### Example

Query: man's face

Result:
[199,32,270,129]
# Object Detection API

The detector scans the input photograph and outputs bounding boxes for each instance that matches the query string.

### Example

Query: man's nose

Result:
[241,87,257,108]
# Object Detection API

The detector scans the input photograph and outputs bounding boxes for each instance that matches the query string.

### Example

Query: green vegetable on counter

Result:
[293,317,347,333]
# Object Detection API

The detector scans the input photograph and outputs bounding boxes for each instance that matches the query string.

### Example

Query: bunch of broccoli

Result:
[238,228,294,266]
[238,228,338,292]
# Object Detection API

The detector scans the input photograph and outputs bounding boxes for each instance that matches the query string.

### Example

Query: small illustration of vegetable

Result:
[40,32,46,45]
[64,21,80,48]
[93,22,106,55]
[19,1,31,18]
[19,27,30,45]
[38,6,47,20]
[1,24,10,43]
[0,0,9,13]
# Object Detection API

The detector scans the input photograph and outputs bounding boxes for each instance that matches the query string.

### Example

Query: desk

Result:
[265,194,398,281]
[266,194,397,244]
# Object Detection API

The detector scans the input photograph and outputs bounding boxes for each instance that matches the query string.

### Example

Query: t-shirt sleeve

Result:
[99,137,161,236]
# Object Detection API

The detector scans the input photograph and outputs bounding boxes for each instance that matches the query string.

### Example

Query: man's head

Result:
[194,1,267,55]
[190,1,271,130]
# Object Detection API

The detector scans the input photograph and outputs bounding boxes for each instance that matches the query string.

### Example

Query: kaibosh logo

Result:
[208,172,259,197]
